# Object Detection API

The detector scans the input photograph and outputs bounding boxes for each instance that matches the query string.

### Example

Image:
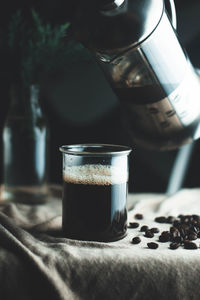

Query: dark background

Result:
[0,0,200,193]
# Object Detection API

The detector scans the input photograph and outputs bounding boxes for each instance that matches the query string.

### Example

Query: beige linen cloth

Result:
[0,186,200,300]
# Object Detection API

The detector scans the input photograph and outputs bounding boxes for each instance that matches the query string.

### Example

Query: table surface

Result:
[0,187,200,300]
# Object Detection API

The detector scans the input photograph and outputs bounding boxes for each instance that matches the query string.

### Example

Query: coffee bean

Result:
[193,226,199,234]
[132,237,141,244]
[182,216,190,224]
[129,222,139,229]
[162,231,171,236]
[144,230,154,238]
[171,230,179,237]
[170,226,178,234]
[171,231,179,242]
[170,242,180,250]
[173,236,182,244]
[188,233,197,241]
[159,235,169,243]
[192,215,200,221]
[173,220,181,228]
[159,231,171,242]
[179,227,187,238]
[150,227,160,234]
[140,225,149,232]
[166,216,175,224]
[181,224,190,231]
[147,242,158,249]
[134,214,143,220]
[155,216,167,223]
[184,241,197,249]
[178,214,184,219]
[191,220,198,226]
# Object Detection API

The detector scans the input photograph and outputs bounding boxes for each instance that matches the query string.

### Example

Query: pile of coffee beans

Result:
[130,213,200,250]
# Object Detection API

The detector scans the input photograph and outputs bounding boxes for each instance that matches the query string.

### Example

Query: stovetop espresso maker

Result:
[73,0,200,150]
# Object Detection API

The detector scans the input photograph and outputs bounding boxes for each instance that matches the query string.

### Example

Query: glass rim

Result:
[59,143,132,156]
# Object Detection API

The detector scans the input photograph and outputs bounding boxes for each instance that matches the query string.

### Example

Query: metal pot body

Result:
[74,0,200,150]
[97,9,200,150]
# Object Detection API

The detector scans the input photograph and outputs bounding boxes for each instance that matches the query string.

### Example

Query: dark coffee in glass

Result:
[60,144,131,242]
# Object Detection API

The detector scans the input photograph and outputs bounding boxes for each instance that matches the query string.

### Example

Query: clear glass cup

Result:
[59,144,131,242]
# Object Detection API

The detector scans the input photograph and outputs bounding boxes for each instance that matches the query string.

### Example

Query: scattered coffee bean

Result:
[173,236,182,244]
[159,235,168,243]
[191,220,198,226]
[166,216,175,224]
[184,241,197,250]
[182,216,190,224]
[182,224,190,231]
[140,225,149,232]
[162,231,171,236]
[179,227,187,238]
[129,222,140,229]
[159,231,171,242]
[192,214,200,221]
[173,220,181,227]
[134,214,143,220]
[170,243,180,250]
[150,227,160,234]
[147,242,159,249]
[155,216,167,223]
[188,233,197,241]
[170,226,178,234]
[132,237,141,244]
[144,230,154,238]
[192,226,199,234]
[171,229,179,238]
[130,213,200,250]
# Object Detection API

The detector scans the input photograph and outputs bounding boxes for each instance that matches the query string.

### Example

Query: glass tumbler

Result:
[59,144,131,242]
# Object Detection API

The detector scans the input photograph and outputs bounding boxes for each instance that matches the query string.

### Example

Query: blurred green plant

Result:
[0,9,90,87]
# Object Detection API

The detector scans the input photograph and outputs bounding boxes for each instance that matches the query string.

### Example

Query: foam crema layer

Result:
[63,164,128,185]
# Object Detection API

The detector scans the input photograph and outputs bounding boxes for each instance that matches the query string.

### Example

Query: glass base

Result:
[62,230,127,242]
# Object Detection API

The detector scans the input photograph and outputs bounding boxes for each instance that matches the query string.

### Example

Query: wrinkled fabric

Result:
[0,187,200,300]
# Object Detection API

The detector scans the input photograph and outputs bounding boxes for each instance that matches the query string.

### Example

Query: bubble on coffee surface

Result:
[63,164,128,185]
